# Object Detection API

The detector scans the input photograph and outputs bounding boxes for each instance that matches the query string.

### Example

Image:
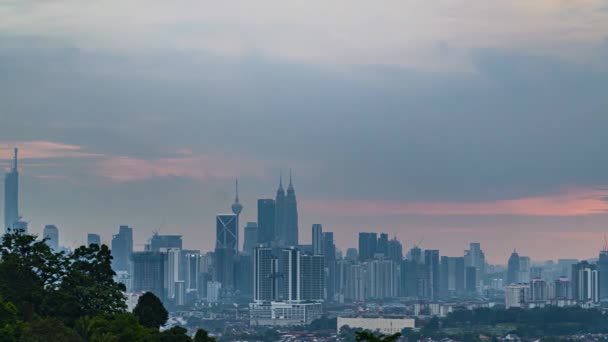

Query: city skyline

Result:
[2,1,608,262]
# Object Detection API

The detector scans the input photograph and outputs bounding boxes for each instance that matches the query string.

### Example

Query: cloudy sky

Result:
[1,0,608,263]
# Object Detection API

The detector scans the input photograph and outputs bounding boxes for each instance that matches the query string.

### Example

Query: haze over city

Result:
[2,1,608,263]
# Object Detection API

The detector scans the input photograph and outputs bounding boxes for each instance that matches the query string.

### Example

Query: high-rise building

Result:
[279,248,301,301]
[464,243,485,288]
[400,259,423,298]
[323,232,337,301]
[530,278,546,301]
[300,254,325,301]
[284,173,299,247]
[231,179,243,252]
[424,250,440,300]
[275,175,287,246]
[312,224,323,255]
[148,234,182,252]
[598,250,608,301]
[377,233,389,257]
[554,277,570,299]
[349,264,366,301]
[440,256,465,298]
[253,247,279,301]
[336,259,352,301]
[215,214,238,290]
[358,232,377,261]
[131,251,166,301]
[235,254,253,296]
[87,233,101,246]
[43,224,59,252]
[367,258,398,299]
[387,237,403,263]
[257,199,276,246]
[184,251,201,292]
[465,266,477,294]
[408,246,422,264]
[571,261,599,303]
[111,225,133,273]
[519,256,531,283]
[345,248,358,261]
[507,250,520,285]
[164,248,181,300]
[4,148,19,233]
[505,284,527,308]
[243,222,259,255]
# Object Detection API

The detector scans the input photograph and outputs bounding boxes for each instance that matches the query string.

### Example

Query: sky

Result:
[1,0,608,263]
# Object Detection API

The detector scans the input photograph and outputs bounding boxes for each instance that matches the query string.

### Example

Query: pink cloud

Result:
[95,155,268,183]
[0,141,103,161]
[302,187,608,217]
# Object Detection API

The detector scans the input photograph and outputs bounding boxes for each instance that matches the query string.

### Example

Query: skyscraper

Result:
[253,247,279,301]
[231,179,243,252]
[323,232,337,301]
[87,233,101,246]
[312,224,323,255]
[571,261,599,303]
[464,242,486,288]
[149,234,182,252]
[280,247,301,301]
[440,256,465,298]
[284,172,299,246]
[387,237,403,262]
[358,232,377,261]
[367,258,398,300]
[275,176,286,245]
[164,248,181,300]
[507,250,520,285]
[215,214,238,290]
[42,224,59,252]
[131,251,166,301]
[598,250,608,301]
[4,148,19,233]
[424,250,440,300]
[243,222,259,255]
[377,233,389,257]
[111,225,133,273]
[300,254,325,301]
[257,199,276,246]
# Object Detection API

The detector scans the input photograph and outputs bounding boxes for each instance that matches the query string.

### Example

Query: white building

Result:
[505,284,528,308]
[337,317,415,335]
[207,281,222,303]
[249,301,322,326]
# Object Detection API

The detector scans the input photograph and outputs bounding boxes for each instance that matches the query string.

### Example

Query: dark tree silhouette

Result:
[133,292,168,329]
[194,328,217,342]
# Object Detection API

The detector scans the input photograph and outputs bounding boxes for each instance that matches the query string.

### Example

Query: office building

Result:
[312,224,323,255]
[42,224,59,252]
[387,237,403,262]
[598,250,608,301]
[249,301,322,326]
[253,247,279,301]
[243,222,259,255]
[358,232,378,261]
[377,233,389,257]
[284,173,299,247]
[571,261,599,303]
[408,246,422,263]
[465,266,477,294]
[464,243,485,287]
[424,250,440,300]
[184,251,200,291]
[131,251,166,300]
[530,278,546,301]
[4,148,19,233]
[279,248,301,301]
[323,231,337,300]
[519,256,531,283]
[345,248,358,261]
[300,254,325,301]
[164,248,181,300]
[235,254,254,296]
[111,225,133,273]
[215,214,238,290]
[367,258,398,299]
[507,250,520,285]
[505,284,528,308]
[257,199,276,246]
[349,263,366,301]
[400,259,423,298]
[148,234,182,252]
[440,256,465,298]
[87,233,101,246]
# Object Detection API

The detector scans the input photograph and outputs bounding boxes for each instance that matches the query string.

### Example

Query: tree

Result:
[133,292,168,329]
[355,331,401,342]
[53,244,126,322]
[194,328,216,342]
[20,317,81,342]
[160,326,191,342]
[77,313,157,342]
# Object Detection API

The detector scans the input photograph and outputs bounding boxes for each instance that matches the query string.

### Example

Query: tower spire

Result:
[235,178,239,202]
[12,147,18,171]
[231,178,243,216]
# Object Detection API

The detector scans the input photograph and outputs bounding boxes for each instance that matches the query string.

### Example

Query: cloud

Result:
[0,141,102,162]
[302,187,608,217]
[94,154,269,183]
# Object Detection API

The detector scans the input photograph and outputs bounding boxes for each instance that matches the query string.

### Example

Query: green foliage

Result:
[20,317,82,342]
[193,328,216,342]
[160,326,191,342]
[355,330,401,342]
[133,292,169,329]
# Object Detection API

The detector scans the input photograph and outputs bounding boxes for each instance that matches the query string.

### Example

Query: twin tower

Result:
[256,173,299,248]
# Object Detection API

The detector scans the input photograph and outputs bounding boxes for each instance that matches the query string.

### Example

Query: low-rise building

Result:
[249,301,322,326]
[337,317,415,335]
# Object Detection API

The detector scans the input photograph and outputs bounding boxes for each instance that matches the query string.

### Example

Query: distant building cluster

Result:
[5,146,608,328]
